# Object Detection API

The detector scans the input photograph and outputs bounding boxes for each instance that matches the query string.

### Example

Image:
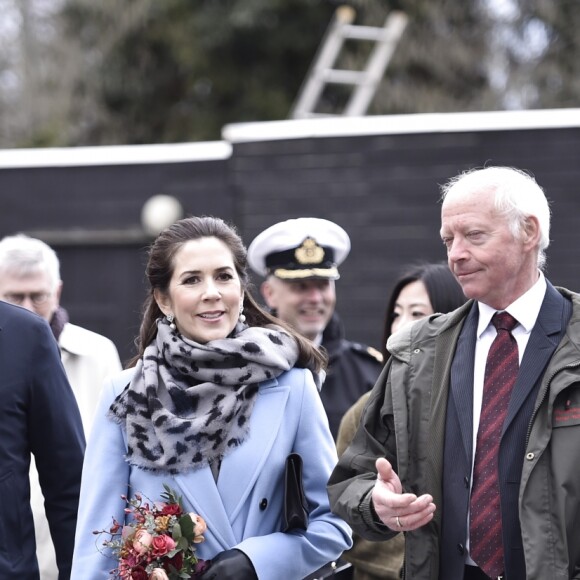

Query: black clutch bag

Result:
[283,452,309,532]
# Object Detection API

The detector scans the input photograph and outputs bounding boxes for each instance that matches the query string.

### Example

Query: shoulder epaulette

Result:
[365,346,384,364]
[350,342,383,364]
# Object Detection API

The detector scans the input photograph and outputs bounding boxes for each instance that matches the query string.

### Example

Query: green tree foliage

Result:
[331,0,497,114]
[59,0,336,144]
[500,0,580,108]
[1,0,580,148]
[56,0,500,143]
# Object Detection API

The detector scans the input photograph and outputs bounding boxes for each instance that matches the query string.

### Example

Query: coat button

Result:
[259,498,268,510]
[526,452,535,461]
[457,543,465,555]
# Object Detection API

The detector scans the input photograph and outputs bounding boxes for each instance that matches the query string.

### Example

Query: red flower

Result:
[109,518,122,534]
[163,551,184,571]
[130,566,148,580]
[160,503,182,516]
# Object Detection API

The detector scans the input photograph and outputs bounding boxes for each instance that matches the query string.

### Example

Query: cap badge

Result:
[294,237,325,265]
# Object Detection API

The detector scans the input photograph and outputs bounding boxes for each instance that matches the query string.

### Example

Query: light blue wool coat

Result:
[71,366,352,580]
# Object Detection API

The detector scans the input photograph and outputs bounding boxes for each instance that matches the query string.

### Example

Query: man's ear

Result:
[54,280,63,305]
[523,215,541,248]
[154,288,171,317]
[260,279,277,310]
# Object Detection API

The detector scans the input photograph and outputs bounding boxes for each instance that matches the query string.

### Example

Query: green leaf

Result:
[172,522,182,541]
[177,537,189,552]
[178,514,194,540]
[161,483,186,511]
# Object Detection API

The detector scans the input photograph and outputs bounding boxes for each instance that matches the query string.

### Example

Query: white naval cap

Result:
[247,217,351,280]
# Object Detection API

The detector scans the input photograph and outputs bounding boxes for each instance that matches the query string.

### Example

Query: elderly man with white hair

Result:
[329,166,580,580]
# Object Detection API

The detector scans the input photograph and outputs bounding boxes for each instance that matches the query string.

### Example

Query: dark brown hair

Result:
[128,215,326,372]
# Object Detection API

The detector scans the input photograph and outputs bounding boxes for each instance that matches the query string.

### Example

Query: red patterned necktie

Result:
[469,311,519,578]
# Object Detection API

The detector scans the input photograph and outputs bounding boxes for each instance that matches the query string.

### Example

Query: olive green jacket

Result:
[336,391,404,580]
[329,288,580,579]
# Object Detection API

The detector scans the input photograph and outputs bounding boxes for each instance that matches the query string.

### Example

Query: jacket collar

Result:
[387,300,473,362]
[58,322,91,356]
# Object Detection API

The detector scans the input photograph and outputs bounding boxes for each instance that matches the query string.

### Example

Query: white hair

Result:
[0,234,61,290]
[440,166,551,270]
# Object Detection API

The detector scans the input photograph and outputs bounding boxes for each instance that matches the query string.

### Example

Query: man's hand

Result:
[371,458,436,532]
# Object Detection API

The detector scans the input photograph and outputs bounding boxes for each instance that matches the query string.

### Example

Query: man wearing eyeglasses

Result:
[0,234,122,580]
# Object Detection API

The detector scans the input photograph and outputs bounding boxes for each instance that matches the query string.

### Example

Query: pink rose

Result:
[133,529,153,554]
[148,569,169,580]
[188,513,207,543]
[151,534,176,557]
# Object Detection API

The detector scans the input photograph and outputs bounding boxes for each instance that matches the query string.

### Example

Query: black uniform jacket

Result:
[320,313,383,438]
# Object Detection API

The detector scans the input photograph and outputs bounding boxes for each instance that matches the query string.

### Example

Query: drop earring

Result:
[166,314,176,330]
[238,304,246,324]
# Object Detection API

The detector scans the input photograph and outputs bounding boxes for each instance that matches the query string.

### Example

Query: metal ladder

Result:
[290,6,408,119]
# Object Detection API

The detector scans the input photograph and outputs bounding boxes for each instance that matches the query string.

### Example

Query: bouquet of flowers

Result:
[94,484,209,580]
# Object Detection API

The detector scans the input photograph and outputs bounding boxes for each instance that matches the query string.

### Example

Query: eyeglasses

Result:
[2,292,52,306]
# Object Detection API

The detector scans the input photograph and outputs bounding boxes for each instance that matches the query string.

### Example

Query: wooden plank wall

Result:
[1,120,579,362]
[0,159,231,364]
[232,126,580,352]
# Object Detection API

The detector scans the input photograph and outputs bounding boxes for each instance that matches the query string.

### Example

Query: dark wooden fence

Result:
[1,109,579,363]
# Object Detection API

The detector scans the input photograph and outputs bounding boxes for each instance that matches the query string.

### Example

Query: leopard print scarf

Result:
[109,318,299,474]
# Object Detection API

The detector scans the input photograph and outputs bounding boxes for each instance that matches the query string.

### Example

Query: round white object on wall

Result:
[141,194,184,236]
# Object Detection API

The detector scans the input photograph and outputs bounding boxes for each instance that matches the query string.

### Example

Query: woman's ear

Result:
[153,288,171,317]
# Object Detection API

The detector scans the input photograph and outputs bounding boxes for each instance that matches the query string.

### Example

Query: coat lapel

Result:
[448,303,479,462]
[218,379,288,521]
[504,283,566,431]
[173,468,236,550]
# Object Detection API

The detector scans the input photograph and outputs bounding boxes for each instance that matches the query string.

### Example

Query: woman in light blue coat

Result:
[71,216,351,580]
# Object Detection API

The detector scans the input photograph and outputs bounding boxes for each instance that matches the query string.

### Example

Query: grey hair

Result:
[0,234,61,290]
[440,166,551,270]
